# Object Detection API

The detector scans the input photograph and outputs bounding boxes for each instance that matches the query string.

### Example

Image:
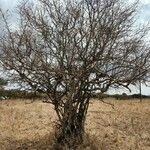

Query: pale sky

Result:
[0,0,150,95]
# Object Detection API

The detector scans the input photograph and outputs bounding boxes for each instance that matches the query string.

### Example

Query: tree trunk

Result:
[53,107,86,149]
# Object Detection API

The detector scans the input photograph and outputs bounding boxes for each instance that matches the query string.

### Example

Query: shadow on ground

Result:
[1,134,54,150]
[1,133,99,150]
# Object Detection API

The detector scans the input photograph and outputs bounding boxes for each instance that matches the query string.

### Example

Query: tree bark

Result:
[53,104,87,149]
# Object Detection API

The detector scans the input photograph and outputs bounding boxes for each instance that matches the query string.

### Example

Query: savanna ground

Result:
[0,98,150,150]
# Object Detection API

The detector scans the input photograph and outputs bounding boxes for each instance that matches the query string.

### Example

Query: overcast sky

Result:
[0,0,150,95]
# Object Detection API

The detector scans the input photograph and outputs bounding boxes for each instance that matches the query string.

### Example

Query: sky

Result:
[0,0,150,95]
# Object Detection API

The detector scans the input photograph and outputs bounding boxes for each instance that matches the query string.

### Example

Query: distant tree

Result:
[0,78,7,90]
[0,0,150,148]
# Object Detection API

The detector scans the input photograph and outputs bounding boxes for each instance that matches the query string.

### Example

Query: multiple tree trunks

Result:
[53,93,90,148]
[54,111,85,149]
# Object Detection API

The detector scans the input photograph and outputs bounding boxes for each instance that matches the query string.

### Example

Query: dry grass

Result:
[0,98,150,150]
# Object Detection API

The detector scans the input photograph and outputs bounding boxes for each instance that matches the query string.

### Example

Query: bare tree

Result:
[0,0,150,148]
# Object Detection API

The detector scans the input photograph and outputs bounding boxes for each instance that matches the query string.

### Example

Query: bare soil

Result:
[0,98,150,150]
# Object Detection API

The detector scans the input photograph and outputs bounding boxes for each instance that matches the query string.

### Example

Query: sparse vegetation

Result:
[0,99,150,150]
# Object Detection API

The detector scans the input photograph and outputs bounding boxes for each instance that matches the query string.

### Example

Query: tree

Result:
[0,0,150,148]
[0,78,7,90]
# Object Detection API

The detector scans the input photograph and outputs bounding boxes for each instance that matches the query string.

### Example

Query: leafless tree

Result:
[0,0,150,148]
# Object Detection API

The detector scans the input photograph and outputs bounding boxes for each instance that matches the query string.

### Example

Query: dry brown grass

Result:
[0,98,150,150]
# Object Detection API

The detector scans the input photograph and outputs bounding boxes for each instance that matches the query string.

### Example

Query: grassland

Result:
[0,98,150,150]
